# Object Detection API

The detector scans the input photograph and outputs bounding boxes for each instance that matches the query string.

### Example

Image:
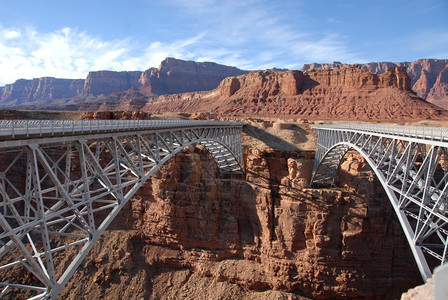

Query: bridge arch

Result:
[312,124,448,283]
[312,141,430,281]
[0,120,244,299]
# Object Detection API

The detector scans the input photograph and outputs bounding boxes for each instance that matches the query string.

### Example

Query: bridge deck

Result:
[312,123,448,282]
[0,119,245,148]
[0,119,245,299]
[314,123,448,144]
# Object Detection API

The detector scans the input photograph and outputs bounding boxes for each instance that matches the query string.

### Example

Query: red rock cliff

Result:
[0,58,247,109]
[139,57,247,95]
[0,77,84,106]
[302,59,448,109]
[81,70,143,96]
[141,66,446,121]
[403,59,448,101]
[58,146,421,299]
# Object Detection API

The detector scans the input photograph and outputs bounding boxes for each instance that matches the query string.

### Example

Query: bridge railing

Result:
[313,124,448,143]
[312,123,448,282]
[0,119,245,298]
[0,119,245,139]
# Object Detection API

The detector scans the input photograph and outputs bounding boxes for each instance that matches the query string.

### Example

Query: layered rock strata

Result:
[139,57,247,95]
[141,66,446,121]
[58,146,421,299]
[0,77,84,106]
[0,58,247,108]
[302,59,448,109]
[1,58,447,111]
[81,71,142,96]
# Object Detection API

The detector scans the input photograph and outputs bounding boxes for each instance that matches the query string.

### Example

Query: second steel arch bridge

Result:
[312,123,448,282]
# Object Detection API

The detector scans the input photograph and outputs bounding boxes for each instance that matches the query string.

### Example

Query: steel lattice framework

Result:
[312,124,448,282]
[0,119,244,299]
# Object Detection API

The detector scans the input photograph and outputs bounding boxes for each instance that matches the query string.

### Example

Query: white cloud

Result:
[0,25,205,85]
[161,0,362,70]
[3,29,21,40]
[0,1,363,85]
[140,32,206,66]
[0,26,123,84]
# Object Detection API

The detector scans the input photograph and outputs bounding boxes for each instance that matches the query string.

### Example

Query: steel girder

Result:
[312,124,448,282]
[0,121,244,299]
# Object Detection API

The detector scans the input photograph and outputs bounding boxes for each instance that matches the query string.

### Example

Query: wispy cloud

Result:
[1,1,445,85]
[0,25,205,85]
[139,33,207,68]
[0,26,127,84]
[0,1,362,85]
[410,30,448,58]
[161,0,362,69]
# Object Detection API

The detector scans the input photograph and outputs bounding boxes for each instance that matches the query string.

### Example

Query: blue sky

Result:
[0,0,447,85]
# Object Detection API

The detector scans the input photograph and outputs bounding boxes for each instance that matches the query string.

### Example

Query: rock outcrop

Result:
[81,71,142,96]
[426,65,448,108]
[141,66,446,121]
[139,57,247,95]
[0,58,247,108]
[79,57,247,97]
[0,77,84,106]
[58,145,422,299]
[302,59,448,109]
[1,58,446,112]
[392,59,448,103]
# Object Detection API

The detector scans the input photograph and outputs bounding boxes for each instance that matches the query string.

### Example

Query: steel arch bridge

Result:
[312,123,448,282]
[0,119,244,299]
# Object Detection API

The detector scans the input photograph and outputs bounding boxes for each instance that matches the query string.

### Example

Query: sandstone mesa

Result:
[138,65,447,121]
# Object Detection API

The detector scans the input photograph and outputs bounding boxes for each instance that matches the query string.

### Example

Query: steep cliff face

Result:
[81,71,142,96]
[59,145,421,299]
[0,58,247,108]
[426,66,448,108]
[0,77,84,106]
[302,59,448,109]
[400,59,448,101]
[142,66,446,121]
[305,65,411,90]
[139,57,247,95]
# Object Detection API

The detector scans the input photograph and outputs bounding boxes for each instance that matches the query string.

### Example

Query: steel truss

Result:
[0,120,244,299]
[312,124,448,282]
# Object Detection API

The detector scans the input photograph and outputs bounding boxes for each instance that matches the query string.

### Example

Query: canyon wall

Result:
[139,57,247,95]
[58,145,421,299]
[0,58,247,108]
[302,59,448,109]
[0,77,84,106]
[81,71,142,96]
[1,58,446,112]
[80,58,247,98]
[140,66,447,121]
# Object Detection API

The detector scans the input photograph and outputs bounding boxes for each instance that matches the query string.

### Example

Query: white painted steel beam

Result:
[0,120,244,299]
[312,124,448,282]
